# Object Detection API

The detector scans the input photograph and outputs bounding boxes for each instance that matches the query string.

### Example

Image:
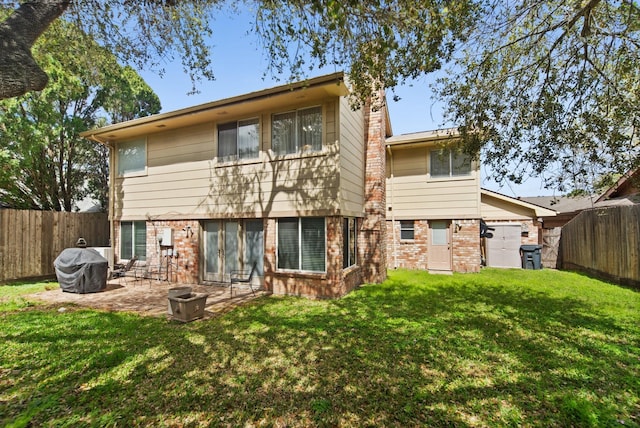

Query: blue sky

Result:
[136,11,554,197]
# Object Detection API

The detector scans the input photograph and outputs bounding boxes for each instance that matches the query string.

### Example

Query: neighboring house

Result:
[595,167,640,206]
[384,130,557,272]
[520,194,599,228]
[82,72,389,298]
[522,168,639,268]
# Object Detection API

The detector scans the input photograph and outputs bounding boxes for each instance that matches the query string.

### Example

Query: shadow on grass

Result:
[1,269,638,427]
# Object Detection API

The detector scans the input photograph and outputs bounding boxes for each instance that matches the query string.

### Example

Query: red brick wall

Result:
[113,220,200,284]
[386,220,429,269]
[147,220,200,284]
[386,218,481,273]
[359,93,387,284]
[266,216,363,298]
[451,219,481,273]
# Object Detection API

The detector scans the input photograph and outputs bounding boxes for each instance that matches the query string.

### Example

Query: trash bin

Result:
[168,286,192,315]
[520,245,542,270]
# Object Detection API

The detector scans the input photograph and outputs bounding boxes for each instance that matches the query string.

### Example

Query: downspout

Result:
[386,145,398,269]
[87,135,115,255]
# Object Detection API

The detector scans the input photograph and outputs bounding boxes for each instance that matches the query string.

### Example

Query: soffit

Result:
[83,73,347,143]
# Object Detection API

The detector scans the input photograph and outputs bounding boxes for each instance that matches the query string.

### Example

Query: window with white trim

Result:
[117,139,146,176]
[400,220,415,240]
[277,217,326,272]
[430,148,472,177]
[343,218,357,268]
[272,106,322,155]
[120,221,146,261]
[218,118,260,160]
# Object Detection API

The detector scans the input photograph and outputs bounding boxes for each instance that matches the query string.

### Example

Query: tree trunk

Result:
[0,1,70,100]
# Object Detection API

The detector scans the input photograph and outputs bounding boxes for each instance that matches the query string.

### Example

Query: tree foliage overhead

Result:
[0,0,477,103]
[3,1,638,194]
[0,18,160,211]
[0,0,220,99]
[435,0,640,193]
[252,0,477,108]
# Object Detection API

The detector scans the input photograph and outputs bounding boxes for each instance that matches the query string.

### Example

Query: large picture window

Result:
[120,221,146,261]
[272,106,322,155]
[343,218,357,268]
[218,118,260,160]
[117,139,146,176]
[430,148,472,177]
[277,217,326,272]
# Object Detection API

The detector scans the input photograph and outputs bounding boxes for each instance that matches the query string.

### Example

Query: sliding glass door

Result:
[203,220,263,282]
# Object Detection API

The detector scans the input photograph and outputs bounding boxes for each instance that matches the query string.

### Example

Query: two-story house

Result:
[82,72,389,298]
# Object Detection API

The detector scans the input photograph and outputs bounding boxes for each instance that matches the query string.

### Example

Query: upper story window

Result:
[218,118,260,161]
[117,139,146,176]
[430,148,472,178]
[272,106,322,155]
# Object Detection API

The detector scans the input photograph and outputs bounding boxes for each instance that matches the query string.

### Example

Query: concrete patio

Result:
[29,279,267,321]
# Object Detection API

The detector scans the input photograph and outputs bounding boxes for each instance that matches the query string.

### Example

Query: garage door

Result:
[485,224,521,268]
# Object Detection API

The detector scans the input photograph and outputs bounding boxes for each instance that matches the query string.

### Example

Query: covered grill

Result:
[54,248,108,293]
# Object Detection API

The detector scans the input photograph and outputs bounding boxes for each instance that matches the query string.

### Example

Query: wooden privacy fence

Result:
[561,205,640,287]
[0,209,109,282]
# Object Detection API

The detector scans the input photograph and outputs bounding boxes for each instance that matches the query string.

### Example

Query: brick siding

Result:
[386,218,481,273]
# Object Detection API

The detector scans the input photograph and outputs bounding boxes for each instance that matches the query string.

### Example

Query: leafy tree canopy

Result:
[435,0,640,193]
[3,1,638,193]
[0,16,160,210]
[0,0,477,104]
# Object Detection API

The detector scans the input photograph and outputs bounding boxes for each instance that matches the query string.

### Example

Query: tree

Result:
[435,0,640,193]
[0,0,217,99]
[252,0,477,108]
[0,18,160,211]
[0,0,476,104]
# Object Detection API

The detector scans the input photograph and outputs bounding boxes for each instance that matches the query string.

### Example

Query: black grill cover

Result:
[54,248,108,293]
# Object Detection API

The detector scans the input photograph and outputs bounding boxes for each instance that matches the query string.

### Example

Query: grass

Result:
[1,269,638,427]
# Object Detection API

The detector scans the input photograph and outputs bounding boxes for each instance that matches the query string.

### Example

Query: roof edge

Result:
[385,128,460,146]
[481,188,557,217]
[81,71,347,139]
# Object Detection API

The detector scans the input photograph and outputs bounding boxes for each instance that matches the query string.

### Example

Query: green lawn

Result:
[1,269,638,427]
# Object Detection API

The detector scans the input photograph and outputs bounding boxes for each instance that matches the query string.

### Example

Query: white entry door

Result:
[429,220,452,271]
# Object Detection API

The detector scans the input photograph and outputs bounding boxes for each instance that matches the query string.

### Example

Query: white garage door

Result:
[485,224,522,268]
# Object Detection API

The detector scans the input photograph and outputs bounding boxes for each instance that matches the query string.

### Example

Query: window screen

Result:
[117,140,146,176]
[277,217,326,272]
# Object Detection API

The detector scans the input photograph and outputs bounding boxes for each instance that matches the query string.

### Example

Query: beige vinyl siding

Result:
[386,146,480,219]
[481,194,536,221]
[338,96,365,216]
[114,101,341,220]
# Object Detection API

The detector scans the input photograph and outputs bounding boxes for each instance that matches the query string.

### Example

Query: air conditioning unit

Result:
[90,247,114,270]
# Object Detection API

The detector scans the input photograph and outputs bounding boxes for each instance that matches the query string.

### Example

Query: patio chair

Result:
[230,262,258,296]
[112,256,152,286]
[112,256,138,279]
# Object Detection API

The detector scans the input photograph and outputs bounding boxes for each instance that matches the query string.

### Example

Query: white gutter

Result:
[386,145,398,269]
